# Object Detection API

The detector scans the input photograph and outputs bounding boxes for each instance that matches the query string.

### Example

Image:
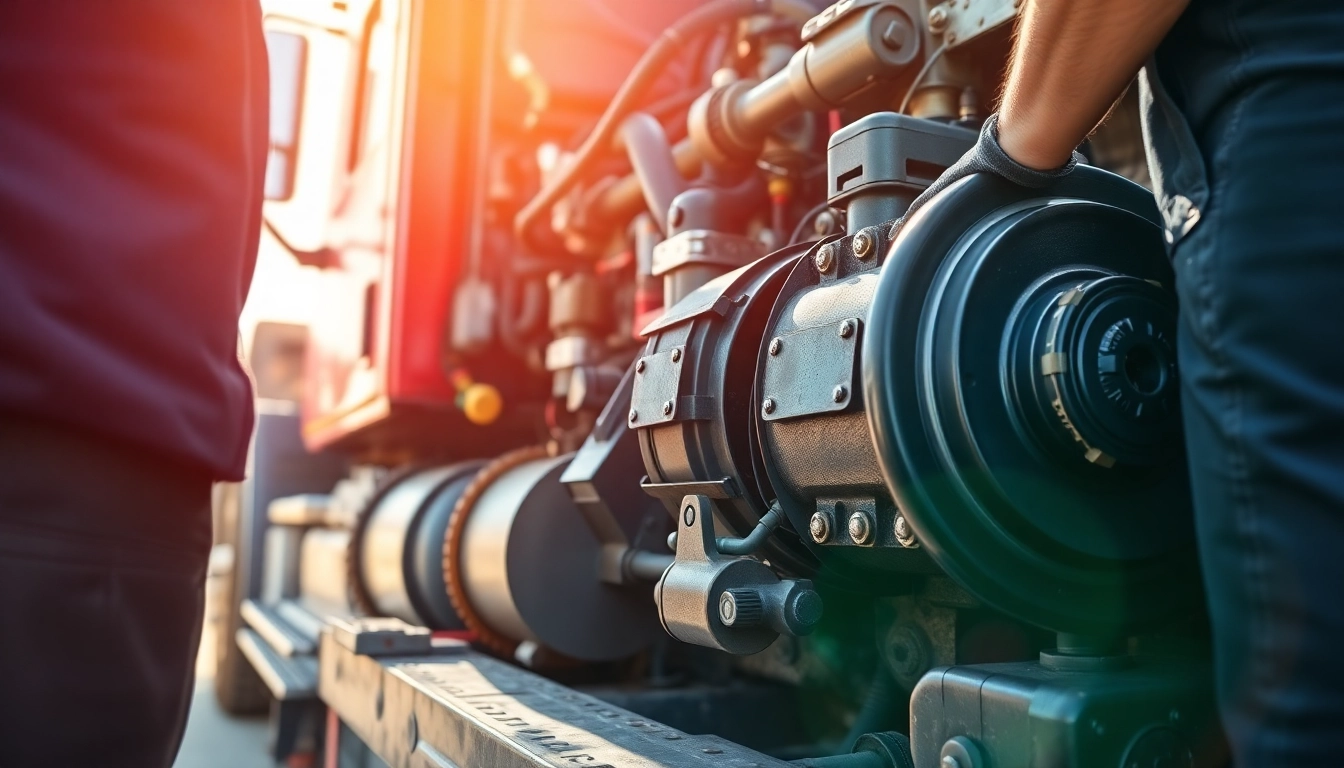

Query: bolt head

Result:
[848,511,873,544]
[718,592,737,624]
[662,400,674,416]
[768,337,783,356]
[670,348,682,363]
[929,5,950,32]
[832,385,848,403]
[881,17,914,51]
[838,319,855,338]
[853,230,873,258]
[762,398,776,415]
[628,409,638,423]
[719,588,764,627]
[894,515,919,548]
[635,359,646,373]
[815,244,835,273]
[809,511,831,543]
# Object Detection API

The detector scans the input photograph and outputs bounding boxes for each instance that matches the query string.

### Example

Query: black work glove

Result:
[896,113,1085,233]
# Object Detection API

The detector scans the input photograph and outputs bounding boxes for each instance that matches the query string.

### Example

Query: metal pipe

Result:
[620,114,689,234]
[589,3,923,230]
[625,550,676,581]
[593,139,700,226]
[735,69,800,132]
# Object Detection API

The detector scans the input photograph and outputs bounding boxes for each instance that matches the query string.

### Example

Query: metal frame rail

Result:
[320,619,796,768]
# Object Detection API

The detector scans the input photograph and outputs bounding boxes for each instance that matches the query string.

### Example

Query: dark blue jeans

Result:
[1143,1,1344,762]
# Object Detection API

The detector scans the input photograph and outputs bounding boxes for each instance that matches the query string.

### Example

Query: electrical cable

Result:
[513,0,775,248]
[897,45,948,115]
[788,200,839,245]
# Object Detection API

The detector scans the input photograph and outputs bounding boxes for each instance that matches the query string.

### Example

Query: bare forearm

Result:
[997,0,1190,170]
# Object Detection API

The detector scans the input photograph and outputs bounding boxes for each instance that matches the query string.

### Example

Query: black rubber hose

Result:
[791,754,887,768]
[513,0,773,248]
[840,671,901,754]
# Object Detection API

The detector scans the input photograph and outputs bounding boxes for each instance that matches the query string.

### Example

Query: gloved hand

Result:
[896,113,1085,233]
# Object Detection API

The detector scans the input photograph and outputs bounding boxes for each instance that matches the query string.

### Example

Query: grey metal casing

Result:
[827,112,975,230]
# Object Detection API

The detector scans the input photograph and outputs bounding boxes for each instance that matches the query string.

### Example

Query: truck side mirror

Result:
[264,30,307,201]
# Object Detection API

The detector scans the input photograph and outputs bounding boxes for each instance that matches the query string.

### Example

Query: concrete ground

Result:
[174,554,273,768]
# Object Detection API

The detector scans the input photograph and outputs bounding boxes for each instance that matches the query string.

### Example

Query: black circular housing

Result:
[1011,274,1180,470]
[864,167,1201,635]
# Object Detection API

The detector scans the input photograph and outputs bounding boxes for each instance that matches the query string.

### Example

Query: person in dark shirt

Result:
[908,0,1344,762]
[0,2,266,766]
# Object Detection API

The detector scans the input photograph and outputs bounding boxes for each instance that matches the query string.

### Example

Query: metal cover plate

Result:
[629,346,685,427]
[760,319,860,421]
[940,0,1018,49]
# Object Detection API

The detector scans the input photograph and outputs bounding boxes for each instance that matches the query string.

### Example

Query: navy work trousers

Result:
[0,416,212,768]
[1151,2,1344,762]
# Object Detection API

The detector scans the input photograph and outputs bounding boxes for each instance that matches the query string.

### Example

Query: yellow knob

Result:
[461,383,504,426]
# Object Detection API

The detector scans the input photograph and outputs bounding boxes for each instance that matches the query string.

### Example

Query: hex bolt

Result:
[928,4,950,33]
[670,348,682,363]
[838,319,855,338]
[762,398,776,415]
[635,359,646,373]
[894,515,920,548]
[815,244,835,273]
[809,511,832,543]
[885,622,933,688]
[853,230,874,259]
[662,400,674,416]
[832,385,848,403]
[629,409,638,423]
[848,510,874,545]
[881,17,913,51]
[768,337,783,356]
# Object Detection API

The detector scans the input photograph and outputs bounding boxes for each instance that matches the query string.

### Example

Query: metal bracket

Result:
[651,229,766,277]
[630,345,716,427]
[329,617,441,657]
[935,0,1019,49]
[654,495,822,655]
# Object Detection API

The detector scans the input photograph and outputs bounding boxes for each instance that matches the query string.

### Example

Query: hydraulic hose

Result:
[664,500,785,556]
[513,0,775,249]
[840,671,901,754]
